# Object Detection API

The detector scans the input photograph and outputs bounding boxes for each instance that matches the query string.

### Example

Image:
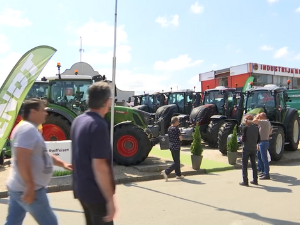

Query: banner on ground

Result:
[0,45,57,152]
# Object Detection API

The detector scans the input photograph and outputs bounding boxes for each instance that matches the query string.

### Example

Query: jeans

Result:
[80,201,114,225]
[242,150,257,183]
[5,187,58,225]
[165,150,181,176]
[257,140,270,176]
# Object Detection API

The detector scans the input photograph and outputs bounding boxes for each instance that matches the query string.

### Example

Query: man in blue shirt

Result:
[71,81,116,225]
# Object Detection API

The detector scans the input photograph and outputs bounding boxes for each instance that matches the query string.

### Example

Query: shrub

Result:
[227,125,238,152]
[191,123,203,156]
[53,170,72,177]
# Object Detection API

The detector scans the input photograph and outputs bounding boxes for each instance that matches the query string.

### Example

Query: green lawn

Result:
[150,147,234,173]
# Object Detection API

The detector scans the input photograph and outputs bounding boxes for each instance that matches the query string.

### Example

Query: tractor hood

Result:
[132,104,149,112]
[189,104,218,125]
[155,104,179,120]
[241,108,264,125]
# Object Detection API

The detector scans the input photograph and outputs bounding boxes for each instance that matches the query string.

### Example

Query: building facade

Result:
[199,63,300,91]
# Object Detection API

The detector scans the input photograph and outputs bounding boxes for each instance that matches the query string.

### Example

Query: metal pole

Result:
[110,0,118,159]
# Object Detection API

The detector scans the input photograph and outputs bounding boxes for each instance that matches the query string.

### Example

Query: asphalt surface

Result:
[0,162,300,225]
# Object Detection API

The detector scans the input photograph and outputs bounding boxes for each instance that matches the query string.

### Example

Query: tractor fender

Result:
[224,118,239,124]
[113,121,133,131]
[283,108,298,128]
[210,115,227,120]
[270,121,286,137]
[46,108,74,123]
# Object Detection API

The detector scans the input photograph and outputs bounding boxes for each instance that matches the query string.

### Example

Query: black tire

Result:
[218,122,235,155]
[0,150,4,166]
[285,113,299,151]
[207,120,224,148]
[269,126,285,161]
[113,124,151,166]
[44,114,71,141]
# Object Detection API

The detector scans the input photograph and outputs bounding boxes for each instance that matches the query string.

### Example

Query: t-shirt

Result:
[6,121,53,192]
[71,111,115,204]
[257,120,272,141]
[241,124,260,151]
[168,126,181,150]
[18,120,43,131]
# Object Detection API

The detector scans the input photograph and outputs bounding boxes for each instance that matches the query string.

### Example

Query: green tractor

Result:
[217,84,299,161]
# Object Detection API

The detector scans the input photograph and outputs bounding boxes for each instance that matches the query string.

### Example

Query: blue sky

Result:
[0,0,300,94]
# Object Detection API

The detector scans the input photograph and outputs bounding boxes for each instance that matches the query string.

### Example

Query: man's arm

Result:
[51,154,72,170]
[253,115,259,124]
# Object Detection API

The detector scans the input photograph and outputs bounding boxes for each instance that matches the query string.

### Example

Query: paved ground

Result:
[1,162,300,225]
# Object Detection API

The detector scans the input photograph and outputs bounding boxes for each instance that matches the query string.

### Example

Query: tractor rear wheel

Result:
[43,114,71,141]
[207,120,224,148]
[285,113,299,151]
[218,122,235,155]
[113,124,151,166]
[269,126,285,161]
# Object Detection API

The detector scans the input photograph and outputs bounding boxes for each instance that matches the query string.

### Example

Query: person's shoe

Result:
[259,173,265,177]
[161,170,168,182]
[258,171,264,176]
[176,175,185,179]
[239,182,249,186]
[259,175,270,180]
[250,180,258,185]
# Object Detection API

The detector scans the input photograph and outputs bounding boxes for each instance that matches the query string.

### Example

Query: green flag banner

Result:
[242,76,254,92]
[0,45,56,151]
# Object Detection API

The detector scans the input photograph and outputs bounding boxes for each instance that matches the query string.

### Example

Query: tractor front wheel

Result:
[269,126,285,161]
[43,114,71,141]
[207,120,224,148]
[285,113,299,151]
[113,124,151,166]
[218,122,235,155]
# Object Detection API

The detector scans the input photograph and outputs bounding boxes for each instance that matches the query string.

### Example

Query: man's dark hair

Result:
[23,98,45,120]
[88,81,111,109]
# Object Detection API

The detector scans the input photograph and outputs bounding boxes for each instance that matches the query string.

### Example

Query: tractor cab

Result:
[26,80,49,99]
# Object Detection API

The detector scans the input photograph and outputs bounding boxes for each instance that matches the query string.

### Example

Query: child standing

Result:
[161,116,184,181]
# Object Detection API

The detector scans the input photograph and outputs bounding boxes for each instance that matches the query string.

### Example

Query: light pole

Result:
[110,0,118,159]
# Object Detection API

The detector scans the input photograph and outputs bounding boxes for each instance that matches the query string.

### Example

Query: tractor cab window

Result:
[204,90,225,114]
[141,95,153,106]
[26,83,49,99]
[246,91,275,116]
[49,80,91,114]
[168,93,185,113]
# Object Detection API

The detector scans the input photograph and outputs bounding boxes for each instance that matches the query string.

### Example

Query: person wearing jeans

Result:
[253,113,272,180]
[5,99,72,225]
[161,116,184,181]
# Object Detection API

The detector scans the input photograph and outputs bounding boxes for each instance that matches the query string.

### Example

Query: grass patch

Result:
[150,147,234,173]
[52,170,72,177]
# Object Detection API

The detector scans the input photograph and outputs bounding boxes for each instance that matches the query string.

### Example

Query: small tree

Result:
[227,125,238,152]
[191,123,203,156]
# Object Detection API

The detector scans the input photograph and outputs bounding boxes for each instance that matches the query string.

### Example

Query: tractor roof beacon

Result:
[217,81,299,161]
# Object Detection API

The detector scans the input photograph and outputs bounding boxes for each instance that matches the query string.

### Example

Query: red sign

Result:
[253,63,300,74]
[65,88,73,96]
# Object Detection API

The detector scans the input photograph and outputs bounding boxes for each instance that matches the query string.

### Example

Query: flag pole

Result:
[110,0,118,161]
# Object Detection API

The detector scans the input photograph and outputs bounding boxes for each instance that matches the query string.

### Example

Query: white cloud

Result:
[274,47,289,58]
[0,8,32,27]
[70,19,128,47]
[83,45,131,64]
[154,54,203,71]
[155,15,179,27]
[97,68,172,94]
[190,2,204,14]
[267,0,279,3]
[0,34,10,54]
[294,54,300,60]
[235,49,242,53]
[188,75,201,90]
[260,45,274,51]
[296,6,300,13]
[0,52,22,85]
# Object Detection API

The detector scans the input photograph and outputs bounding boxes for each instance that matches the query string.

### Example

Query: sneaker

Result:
[259,173,265,177]
[250,181,258,185]
[176,175,185,179]
[259,175,270,180]
[239,182,249,187]
[161,170,168,182]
